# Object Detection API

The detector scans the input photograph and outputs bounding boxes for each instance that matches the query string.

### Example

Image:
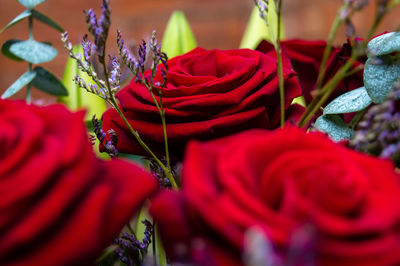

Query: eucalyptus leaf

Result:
[162,11,197,58]
[32,67,68,96]
[9,40,57,64]
[367,32,400,57]
[31,9,64,32]
[364,56,400,103]
[323,87,372,114]
[314,114,353,142]
[1,71,36,99]
[0,10,31,33]
[1,40,23,61]
[17,0,47,9]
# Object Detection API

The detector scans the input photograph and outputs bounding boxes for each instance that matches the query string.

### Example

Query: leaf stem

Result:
[143,81,172,173]
[26,14,34,104]
[100,43,177,189]
[298,57,357,127]
[315,2,349,91]
[276,0,285,128]
[111,98,178,189]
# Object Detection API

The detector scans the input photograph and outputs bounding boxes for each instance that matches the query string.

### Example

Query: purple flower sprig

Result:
[117,29,172,173]
[61,32,111,102]
[91,115,119,158]
[350,81,400,167]
[117,30,140,80]
[62,0,178,190]
[114,220,154,266]
[83,0,111,61]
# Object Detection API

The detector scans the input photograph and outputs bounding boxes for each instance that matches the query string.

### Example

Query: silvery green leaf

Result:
[1,71,37,99]
[9,40,57,64]
[17,0,46,9]
[364,56,400,103]
[31,9,64,32]
[367,32,400,57]
[1,39,24,61]
[32,67,68,96]
[314,114,353,142]
[323,87,372,114]
[0,10,31,33]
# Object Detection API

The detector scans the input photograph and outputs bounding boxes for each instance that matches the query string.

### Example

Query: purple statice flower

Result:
[108,56,121,91]
[81,34,93,62]
[114,220,154,266]
[91,115,119,158]
[350,82,400,167]
[84,0,111,60]
[138,40,147,74]
[117,30,140,78]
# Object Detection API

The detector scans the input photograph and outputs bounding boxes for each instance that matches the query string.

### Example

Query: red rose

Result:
[0,100,157,265]
[150,127,400,266]
[101,47,302,157]
[257,40,364,105]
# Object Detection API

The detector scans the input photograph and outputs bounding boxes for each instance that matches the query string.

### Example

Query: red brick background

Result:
[0,0,399,101]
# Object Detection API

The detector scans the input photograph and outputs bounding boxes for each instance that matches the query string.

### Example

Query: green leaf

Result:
[367,32,400,57]
[58,45,106,121]
[0,10,31,34]
[31,9,64,32]
[9,40,57,64]
[32,66,68,96]
[314,114,353,142]
[18,0,47,9]
[240,4,285,49]
[1,39,24,61]
[1,71,36,99]
[162,11,197,58]
[323,87,372,114]
[291,96,306,107]
[364,56,400,103]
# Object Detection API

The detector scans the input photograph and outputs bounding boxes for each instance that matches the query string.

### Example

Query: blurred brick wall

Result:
[0,0,399,101]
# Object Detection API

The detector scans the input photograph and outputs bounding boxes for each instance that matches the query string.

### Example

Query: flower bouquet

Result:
[1,0,400,265]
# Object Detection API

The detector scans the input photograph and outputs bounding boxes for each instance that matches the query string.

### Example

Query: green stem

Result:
[315,2,349,91]
[99,34,177,188]
[112,100,178,189]
[155,226,167,266]
[349,108,367,129]
[144,82,172,173]
[298,57,356,127]
[28,13,33,40]
[26,63,32,104]
[258,0,285,127]
[152,221,157,266]
[26,14,33,104]
[276,0,285,128]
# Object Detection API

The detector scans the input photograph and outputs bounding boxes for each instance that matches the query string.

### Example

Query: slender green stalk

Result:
[26,64,32,104]
[26,14,34,104]
[298,57,356,126]
[349,108,367,129]
[28,14,33,40]
[276,0,285,127]
[111,97,178,189]
[298,0,392,127]
[99,49,177,188]
[155,226,167,266]
[144,81,172,173]
[315,1,350,91]
[256,0,286,127]
[152,221,157,266]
